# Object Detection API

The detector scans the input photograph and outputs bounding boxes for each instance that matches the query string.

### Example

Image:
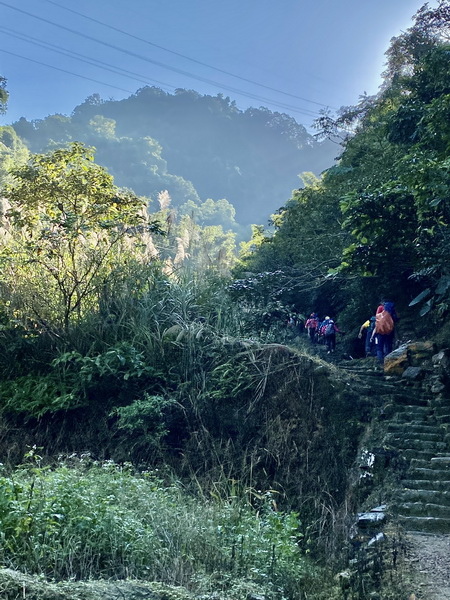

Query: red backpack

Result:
[375,310,394,335]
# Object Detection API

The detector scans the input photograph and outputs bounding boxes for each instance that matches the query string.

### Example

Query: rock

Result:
[335,570,352,588]
[408,341,435,366]
[385,341,436,376]
[432,382,446,394]
[367,532,386,546]
[357,510,387,528]
[384,344,409,375]
[402,367,424,381]
[432,350,448,366]
[432,349,450,383]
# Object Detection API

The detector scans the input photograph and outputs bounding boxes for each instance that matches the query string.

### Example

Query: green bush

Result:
[0,373,77,417]
[0,457,325,598]
[0,342,166,418]
[111,394,176,457]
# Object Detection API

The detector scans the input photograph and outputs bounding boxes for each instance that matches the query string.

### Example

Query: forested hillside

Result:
[10,89,337,225]
[0,2,449,599]
[236,1,450,328]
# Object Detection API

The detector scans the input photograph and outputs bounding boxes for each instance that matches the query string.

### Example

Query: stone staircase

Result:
[339,360,450,533]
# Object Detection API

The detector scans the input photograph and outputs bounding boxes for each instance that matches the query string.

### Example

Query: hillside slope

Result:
[11,88,338,224]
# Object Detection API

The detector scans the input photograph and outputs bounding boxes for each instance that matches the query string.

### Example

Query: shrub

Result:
[0,456,325,599]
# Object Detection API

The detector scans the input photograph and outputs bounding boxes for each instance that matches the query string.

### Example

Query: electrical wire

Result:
[0,26,176,92]
[43,0,335,110]
[0,0,325,118]
[0,48,135,95]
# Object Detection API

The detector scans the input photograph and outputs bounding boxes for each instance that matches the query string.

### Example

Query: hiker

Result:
[321,316,342,354]
[371,300,399,362]
[305,312,319,343]
[286,313,301,336]
[358,316,377,357]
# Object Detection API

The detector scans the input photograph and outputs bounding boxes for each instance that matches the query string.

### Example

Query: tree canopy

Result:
[237,1,450,321]
[0,76,8,114]
[11,89,337,226]
[0,143,162,333]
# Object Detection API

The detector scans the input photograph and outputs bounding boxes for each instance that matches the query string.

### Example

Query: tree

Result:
[0,143,162,333]
[0,126,29,183]
[238,3,450,319]
[0,76,8,114]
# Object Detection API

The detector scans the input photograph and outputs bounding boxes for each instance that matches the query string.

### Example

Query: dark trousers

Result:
[325,333,336,352]
[374,332,394,362]
[365,329,376,356]
[308,328,316,343]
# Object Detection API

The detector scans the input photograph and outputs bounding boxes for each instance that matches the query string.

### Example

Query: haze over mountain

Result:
[11,88,338,225]
[0,0,430,126]
[0,0,436,225]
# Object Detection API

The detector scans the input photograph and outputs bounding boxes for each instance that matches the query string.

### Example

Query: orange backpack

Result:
[375,310,394,335]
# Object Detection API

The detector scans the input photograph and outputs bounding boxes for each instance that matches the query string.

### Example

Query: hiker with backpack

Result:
[371,300,399,363]
[358,315,377,357]
[305,312,319,344]
[321,316,342,354]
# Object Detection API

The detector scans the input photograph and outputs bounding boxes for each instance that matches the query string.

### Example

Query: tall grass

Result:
[0,456,328,599]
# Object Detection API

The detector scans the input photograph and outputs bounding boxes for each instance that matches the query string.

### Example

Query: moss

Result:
[433,319,450,350]
[0,569,194,600]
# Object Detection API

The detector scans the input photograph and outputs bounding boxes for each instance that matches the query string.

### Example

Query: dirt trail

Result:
[406,533,450,600]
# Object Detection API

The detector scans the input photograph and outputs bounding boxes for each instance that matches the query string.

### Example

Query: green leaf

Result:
[409,288,431,306]
[419,299,433,316]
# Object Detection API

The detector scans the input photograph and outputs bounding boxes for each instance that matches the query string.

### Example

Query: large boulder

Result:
[384,344,409,375]
[384,341,435,376]
[408,341,435,366]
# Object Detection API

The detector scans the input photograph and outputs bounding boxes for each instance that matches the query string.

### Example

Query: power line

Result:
[0,26,176,93]
[43,0,334,110]
[0,48,135,95]
[3,25,316,118]
[2,35,319,118]
[0,0,323,118]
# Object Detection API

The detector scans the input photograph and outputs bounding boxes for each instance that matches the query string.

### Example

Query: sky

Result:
[0,0,438,129]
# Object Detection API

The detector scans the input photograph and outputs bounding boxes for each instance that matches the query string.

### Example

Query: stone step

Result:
[387,379,423,390]
[392,395,429,407]
[339,364,381,372]
[397,502,450,518]
[356,384,410,397]
[435,414,450,424]
[407,467,450,480]
[385,436,447,450]
[397,489,450,506]
[431,456,450,467]
[393,408,434,421]
[398,515,450,533]
[344,373,385,380]
[387,423,444,435]
[402,449,440,461]
[401,479,450,490]
[386,431,445,443]
[410,458,450,470]
[420,395,438,403]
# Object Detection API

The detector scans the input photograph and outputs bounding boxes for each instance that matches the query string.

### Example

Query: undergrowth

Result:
[0,451,338,599]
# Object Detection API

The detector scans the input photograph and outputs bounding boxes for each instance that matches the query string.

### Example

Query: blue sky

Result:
[0,0,436,128]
